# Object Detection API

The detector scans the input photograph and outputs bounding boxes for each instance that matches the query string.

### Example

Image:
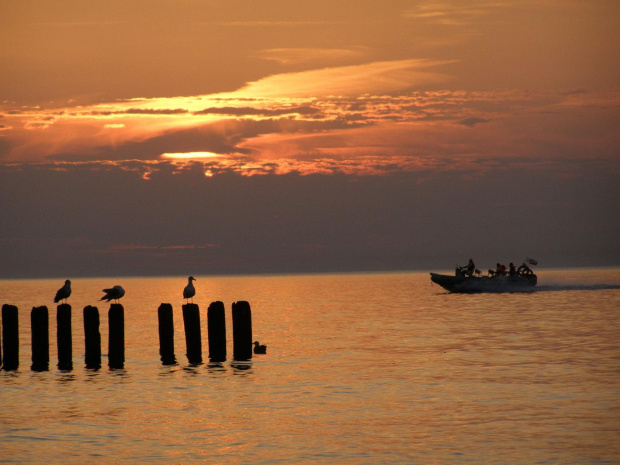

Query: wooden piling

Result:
[57,304,73,370]
[232,301,252,361]
[182,303,202,365]
[208,301,227,362]
[158,303,176,365]
[31,306,49,371]
[83,306,101,369]
[2,304,19,371]
[108,304,125,369]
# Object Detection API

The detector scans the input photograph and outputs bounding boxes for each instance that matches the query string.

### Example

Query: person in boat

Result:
[509,262,516,276]
[517,262,534,276]
[458,259,476,277]
[490,263,507,277]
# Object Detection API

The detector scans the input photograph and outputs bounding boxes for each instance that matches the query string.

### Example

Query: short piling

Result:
[232,301,252,361]
[158,303,176,365]
[83,306,101,369]
[182,303,202,365]
[208,301,227,362]
[2,304,19,371]
[108,304,125,369]
[57,304,73,370]
[31,306,49,371]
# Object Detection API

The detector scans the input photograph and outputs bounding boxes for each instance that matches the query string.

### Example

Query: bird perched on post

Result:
[253,341,267,354]
[183,276,196,303]
[54,279,72,304]
[100,285,125,303]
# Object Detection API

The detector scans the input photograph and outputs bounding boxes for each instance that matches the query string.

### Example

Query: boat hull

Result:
[430,272,537,293]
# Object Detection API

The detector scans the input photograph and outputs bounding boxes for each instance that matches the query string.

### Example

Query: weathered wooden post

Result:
[2,304,19,371]
[158,303,176,365]
[57,304,73,370]
[232,301,252,361]
[182,303,202,365]
[208,301,226,362]
[108,304,124,369]
[83,305,101,369]
[31,306,49,371]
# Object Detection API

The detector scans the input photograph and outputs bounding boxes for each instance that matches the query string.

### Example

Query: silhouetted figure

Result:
[54,279,72,303]
[490,263,506,277]
[183,276,196,303]
[253,341,267,354]
[517,262,533,276]
[457,259,476,277]
[509,263,516,277]
[100,285,125,303]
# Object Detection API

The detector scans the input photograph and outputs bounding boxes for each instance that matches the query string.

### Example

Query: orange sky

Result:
[1,0,618,174]
[0,0,619,276]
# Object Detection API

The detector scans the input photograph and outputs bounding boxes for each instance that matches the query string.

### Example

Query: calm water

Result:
[1,269,619,464]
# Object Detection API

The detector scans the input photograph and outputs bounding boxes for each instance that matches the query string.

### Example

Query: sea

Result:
[1,268,619,464]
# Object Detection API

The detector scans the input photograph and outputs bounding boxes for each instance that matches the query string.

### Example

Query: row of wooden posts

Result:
[0,301,254,371]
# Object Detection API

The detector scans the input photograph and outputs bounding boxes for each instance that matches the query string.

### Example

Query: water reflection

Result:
[1,270,618,464]
[158,365,180,377]
[182,365,201,375]
[206,362,227,375]
[231,361,253,373]
[84,368,101,382]
[56,372,76,384]
[160,355,177,366]
[107,368,129,381]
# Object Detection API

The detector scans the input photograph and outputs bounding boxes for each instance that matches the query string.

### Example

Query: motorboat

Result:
[430,267,537,293]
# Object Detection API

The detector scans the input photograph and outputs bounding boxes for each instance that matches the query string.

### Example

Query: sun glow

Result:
[161,152,223,159]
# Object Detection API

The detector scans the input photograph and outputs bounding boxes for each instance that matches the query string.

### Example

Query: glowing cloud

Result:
[221,59,454,98]
[161,152,223,160]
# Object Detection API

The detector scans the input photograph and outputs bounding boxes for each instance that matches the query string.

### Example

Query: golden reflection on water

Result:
[0,269,619,463]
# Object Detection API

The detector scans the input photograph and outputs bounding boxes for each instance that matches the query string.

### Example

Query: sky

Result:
[1,0,619,278]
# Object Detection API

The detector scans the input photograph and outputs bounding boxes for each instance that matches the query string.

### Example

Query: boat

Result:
[430,267,537,293]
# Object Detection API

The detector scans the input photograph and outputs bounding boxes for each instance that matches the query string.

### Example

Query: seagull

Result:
[100,285,125,303]
[253,341,267,354]
[183,276,196,303]
[54,279,72,304]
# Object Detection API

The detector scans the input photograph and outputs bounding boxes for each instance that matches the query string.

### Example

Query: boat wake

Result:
[533,284,620,292]
[431,282,620,294]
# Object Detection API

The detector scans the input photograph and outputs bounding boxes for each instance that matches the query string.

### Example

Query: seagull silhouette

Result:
[183,276,196,303]
[253,341,267,354]
[100,285,125,303]
[54,279,72,304]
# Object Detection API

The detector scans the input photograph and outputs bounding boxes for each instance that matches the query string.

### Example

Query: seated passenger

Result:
[517,262,533,276]
[465,259,475,277]
[490,263,500,276]
[491,263,507,276]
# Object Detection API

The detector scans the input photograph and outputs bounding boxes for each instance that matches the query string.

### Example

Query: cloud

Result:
[458,117,490,127]
[256,47,367,65]
[226,59,454,98]
[0,161,617,278]
[124,108,189,115]
[193,105,320,117]
[1,81,618,174]
[403,1,497,25]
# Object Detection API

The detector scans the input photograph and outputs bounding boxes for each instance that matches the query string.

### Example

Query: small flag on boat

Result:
[526,257,538,266]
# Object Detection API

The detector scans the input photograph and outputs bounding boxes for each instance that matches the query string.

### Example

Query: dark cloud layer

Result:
[0,162,617,279]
